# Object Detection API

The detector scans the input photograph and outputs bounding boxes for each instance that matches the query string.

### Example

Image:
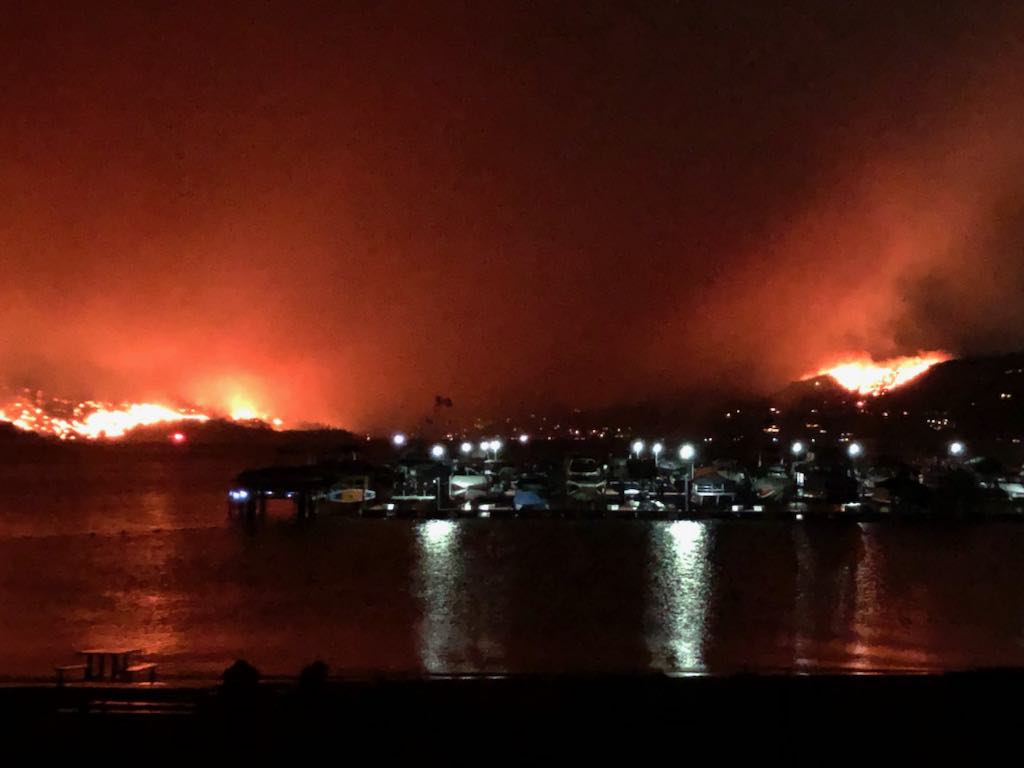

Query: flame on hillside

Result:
[0,391,282,439]
[811,352,951,396]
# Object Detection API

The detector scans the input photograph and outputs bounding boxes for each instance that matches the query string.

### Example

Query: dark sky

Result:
[2,1,1024,429]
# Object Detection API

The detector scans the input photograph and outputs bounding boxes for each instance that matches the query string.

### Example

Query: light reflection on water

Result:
[846,524,883,669]
[646,521,710,672]
[845,524,936,670]
[85,489,186,660]
[414,520,462,673]
[7,448,1024,679]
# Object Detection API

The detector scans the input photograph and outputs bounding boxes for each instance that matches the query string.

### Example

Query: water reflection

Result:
[84,489,186,664]
[845,524,936,670]
[11,446,1024,680]
[646,521,710,672]
[846,523,883,669]
[414,520,464,673]
[791,525,819,670]
[792,524,866,670]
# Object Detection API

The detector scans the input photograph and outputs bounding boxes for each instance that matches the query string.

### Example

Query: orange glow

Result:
[813,352,951,396]
[224,392,268,422]
[170,432,187,444]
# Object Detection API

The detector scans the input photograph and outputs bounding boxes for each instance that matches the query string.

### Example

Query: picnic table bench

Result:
[55,664,87,686]
[122,662,158,683]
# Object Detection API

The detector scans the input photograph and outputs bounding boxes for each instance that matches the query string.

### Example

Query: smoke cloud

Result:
[2,2,1023,429]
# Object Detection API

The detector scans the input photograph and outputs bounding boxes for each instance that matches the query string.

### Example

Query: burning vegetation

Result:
[0,391,281,440]
[812,353,952,397]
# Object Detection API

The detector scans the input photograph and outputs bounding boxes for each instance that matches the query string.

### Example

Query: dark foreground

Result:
[2,673,1021,756]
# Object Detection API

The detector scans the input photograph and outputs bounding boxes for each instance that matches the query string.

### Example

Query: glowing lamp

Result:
[847,442,863,459]
[392,433,407,447]
[791,441,805,456]
[430,444,446,460]
[652,442,664,457]
[631,440,644,457]
[518,434,529,444]
[948,441,965,457]
[460,441,473,454]
[679,443,696,462]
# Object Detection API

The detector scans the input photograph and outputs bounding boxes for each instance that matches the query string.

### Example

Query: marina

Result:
[226,440,1024,522]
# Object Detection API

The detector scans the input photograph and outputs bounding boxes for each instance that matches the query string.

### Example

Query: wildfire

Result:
[813,352,951,396]
[0,391,282,440]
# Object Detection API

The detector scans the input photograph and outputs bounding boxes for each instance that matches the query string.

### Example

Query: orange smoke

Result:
[813,352,952,396]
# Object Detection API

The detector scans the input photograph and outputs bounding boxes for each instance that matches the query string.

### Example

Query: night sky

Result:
[3,1,1023,429]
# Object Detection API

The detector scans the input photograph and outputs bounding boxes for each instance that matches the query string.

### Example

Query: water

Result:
[2,445,1024,680]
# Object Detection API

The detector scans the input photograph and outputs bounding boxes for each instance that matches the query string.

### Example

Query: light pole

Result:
[631,439,645,459]
[791,440,805,474]
[652,442,664,466]
[430,444,446,512]
[679,443,696,513]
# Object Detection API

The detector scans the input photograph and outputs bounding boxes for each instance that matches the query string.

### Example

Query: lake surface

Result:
[2,445,1024,680]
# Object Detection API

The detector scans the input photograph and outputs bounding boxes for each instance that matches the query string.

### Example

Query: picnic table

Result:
[79,648,142,681]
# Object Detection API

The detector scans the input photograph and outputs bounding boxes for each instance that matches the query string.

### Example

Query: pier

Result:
[228,462,375,519]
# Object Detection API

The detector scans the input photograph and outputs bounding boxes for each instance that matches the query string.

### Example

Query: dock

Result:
[228,462,375,519]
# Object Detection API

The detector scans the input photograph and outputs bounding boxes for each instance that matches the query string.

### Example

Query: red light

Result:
[170,432,186,444]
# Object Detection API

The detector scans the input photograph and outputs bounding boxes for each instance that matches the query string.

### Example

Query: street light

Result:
[652,442,664,458]
[948,440,965,457]
[430,444,446,460]
[518,433,529,444]
[631,439,645,458]
[392,433,407,447]
[678,443,697,514]
[847,442,863,459]
[791,441,805,457]
[491,439,503,458]
[479,440,491,453]
[460,441,473,455]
